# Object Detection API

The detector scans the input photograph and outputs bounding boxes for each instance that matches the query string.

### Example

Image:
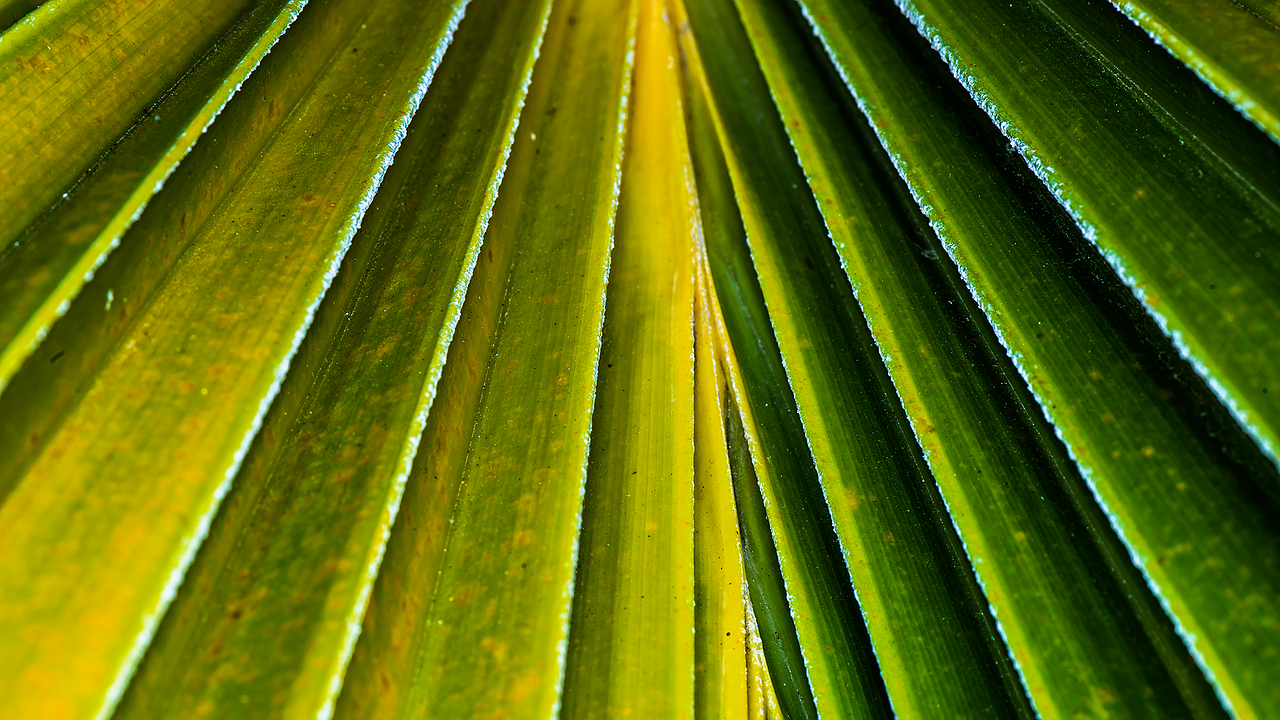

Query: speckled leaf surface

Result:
[1107,0,1280,145]
[0,0,1276,718]
[0,0,370,501]
[691,279,749,719]
[887,0,1280,475]
[107,0,546,717]
[738,0,1234,717]
[0,0,467,715]
[680,3,898,715]
[795,0,1280,716]
[332,0,636,715]
[0,0,305,397]
[684,0,1048,715]
[682,45,821,719]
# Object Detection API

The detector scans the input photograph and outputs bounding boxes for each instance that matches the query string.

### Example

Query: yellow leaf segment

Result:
[696,253,788,720]
[694,263,749,717]
[560,0,697,714]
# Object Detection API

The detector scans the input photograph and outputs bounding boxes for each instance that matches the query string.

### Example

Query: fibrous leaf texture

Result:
[0,0,1275,718]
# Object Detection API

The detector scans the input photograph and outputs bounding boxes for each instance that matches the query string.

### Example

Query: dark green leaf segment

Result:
[685,0,1045,716]
[1106,0,1280,146]
[885,0,1280,476]
[794,0,1280,717]
[733,0,1237,717]
[682,6,889,710]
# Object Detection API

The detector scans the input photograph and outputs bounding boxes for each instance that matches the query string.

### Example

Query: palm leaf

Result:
[0,0,465,716]
[0,0,1276,718]
[109,0,545,716]
[888,0,1280,473]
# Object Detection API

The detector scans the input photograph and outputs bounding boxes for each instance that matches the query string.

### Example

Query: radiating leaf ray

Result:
[795,0,1280,716]
[681,43,821,718]
[0,0,256,241]
[0,1,1274,718]
[0,0,304,391]
[334,51,542,715]
[683,0,1042,716]
[107,0,547,717]
[734,0,1233,716]
[0,0,467,715]
[0,0,358,502]
[888,0,1280,473]
[722,358,821,720]
[335,0,637,716]
[681,34,823,717]
[680,8,890,712]
[560,0,697,714]
[743,593,784,720]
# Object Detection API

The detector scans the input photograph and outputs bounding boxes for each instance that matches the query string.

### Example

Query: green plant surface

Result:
[684,0,1053,716]
[105,0,548,717]
[742,593,784,720]
[887,0,1280,475]
[795,0,1280,716]
[0,0,467,715]
[560,0,697,714]
[680,6,885,717]
[0,0,371,500]
[0,0,254,239]
[0,0,1277,718]
[722,350,821,720]
[0,0,304,392]
[692,260,751,720]
[331,0,637,716]
[737,0,1240,717]
[1236,1,1280,26]
[1106,0,1280,145]
[681,38,823,718]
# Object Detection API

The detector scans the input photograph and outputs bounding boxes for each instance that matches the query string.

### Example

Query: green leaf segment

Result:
[0,0,467,716]
[790,0,1280,715]
[333,0,636,717]
[1106,0,1280,146]
[886,0,1280,475]
[110,0,549,717]
[736,0,1253,716]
